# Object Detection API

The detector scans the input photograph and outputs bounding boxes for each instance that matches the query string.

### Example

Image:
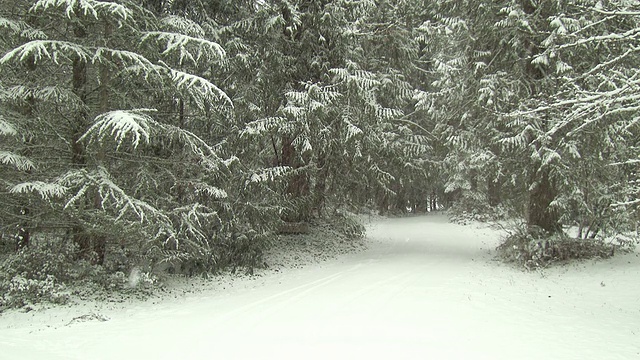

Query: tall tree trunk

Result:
[520,0,559,234]
[488,145,502,207]
[15,53,37,251]
[528,167,560,233]
[378,193,389,215]
[281,136,309,222]
[488,177,502,207]
[16,208,30,251]
[313,155,328,216]
[71,53,93,261]
[85,18,113,265]
[69,19,104,263]
[395,185,407,213]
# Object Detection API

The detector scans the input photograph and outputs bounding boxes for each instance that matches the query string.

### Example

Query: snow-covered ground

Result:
[1,214,639,359]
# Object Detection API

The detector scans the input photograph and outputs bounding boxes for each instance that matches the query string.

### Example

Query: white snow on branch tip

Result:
[249,167,291,183]
[0,151,36,171]
[60,168,171,224]
[160,15,205,37]
[0,40,90,65]
[193,183,228,199]
[344,120,363,141]
[167,68,233,108]
[94,48,159,75]
[241,117,287,136]
[0,17,22,33]
[0,17,47,39]
[0,117,18,136]
[30,0,131,22]
[10,181,67,200]
[141,31,225,65]
[80,109,155,149]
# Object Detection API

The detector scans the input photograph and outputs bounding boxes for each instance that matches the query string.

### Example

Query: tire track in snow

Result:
[214,263,365,323]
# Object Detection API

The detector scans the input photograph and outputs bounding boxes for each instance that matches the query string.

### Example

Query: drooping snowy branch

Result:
[0,17,47,39]
[30,0,131,22]
[141,31,225,66]
[0,117,17,137]
[165,67,233,108]
[60,167,171,225]
[10,181,67,200]
[557,27,640,50]
[156,123,225,172]
[79,109,155,149]
[248,166,292,184]
[592,8,640,16]
[0,40,91,65]
[0,151,36,171]
[160,15,205,38]
[94,48,159,75]
[241,117,287,136]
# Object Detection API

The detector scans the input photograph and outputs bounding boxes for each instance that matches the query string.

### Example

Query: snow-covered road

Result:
[2,215,640,359]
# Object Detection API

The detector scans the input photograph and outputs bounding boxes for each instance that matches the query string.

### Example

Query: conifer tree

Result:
[0,1,235,269]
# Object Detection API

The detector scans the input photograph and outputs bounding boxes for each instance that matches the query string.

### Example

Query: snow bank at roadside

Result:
[0,220,368,333]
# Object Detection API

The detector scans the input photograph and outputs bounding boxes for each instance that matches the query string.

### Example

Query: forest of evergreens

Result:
[1,0,638,306]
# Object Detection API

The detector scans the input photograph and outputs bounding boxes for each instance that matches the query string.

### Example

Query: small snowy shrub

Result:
[0,274,69,309]
[214,229,270,275]
[496,225,616,270]
[0,240,78,282]
[332,211,366,238]
[0,239,159,309]
[0,240,77,309]
[126,267,157,289]
[152,228,272,277]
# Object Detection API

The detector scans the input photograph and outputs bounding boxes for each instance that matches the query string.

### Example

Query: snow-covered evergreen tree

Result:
[0,0,237,269]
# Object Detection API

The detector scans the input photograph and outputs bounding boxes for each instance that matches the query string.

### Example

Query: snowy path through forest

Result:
[2,215,640,359]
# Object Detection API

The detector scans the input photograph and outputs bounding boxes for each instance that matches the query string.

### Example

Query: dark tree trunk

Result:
[443,189,461,209]
[518,0,558,234]
[281,136,310,222]
[395,187,407,213]
[71,53,88,166]
[469,169,478,192]
[16,209,30,250]
[70,20,105,264]
[15,54,37,251]
[430,191,438,212]
[488,177,502,207]
[488,145,502,207]
[528,167,560,234]
[378,194,389,215]
[313,155,328,216]
[71,53,93,261]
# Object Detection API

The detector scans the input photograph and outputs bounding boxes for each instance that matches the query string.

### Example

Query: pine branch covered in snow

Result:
[80,109,154,150]
[0,17,47,39]
[10,181,67,200]
[164,67,233,109]
[160,15,205,38]
[249,167,292,184]
[30,0,131,22]
[59,167,171,226]
[141,31,225,66]
[0,40,91,65]
[0,117,17,136]
[0,151,36,171]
